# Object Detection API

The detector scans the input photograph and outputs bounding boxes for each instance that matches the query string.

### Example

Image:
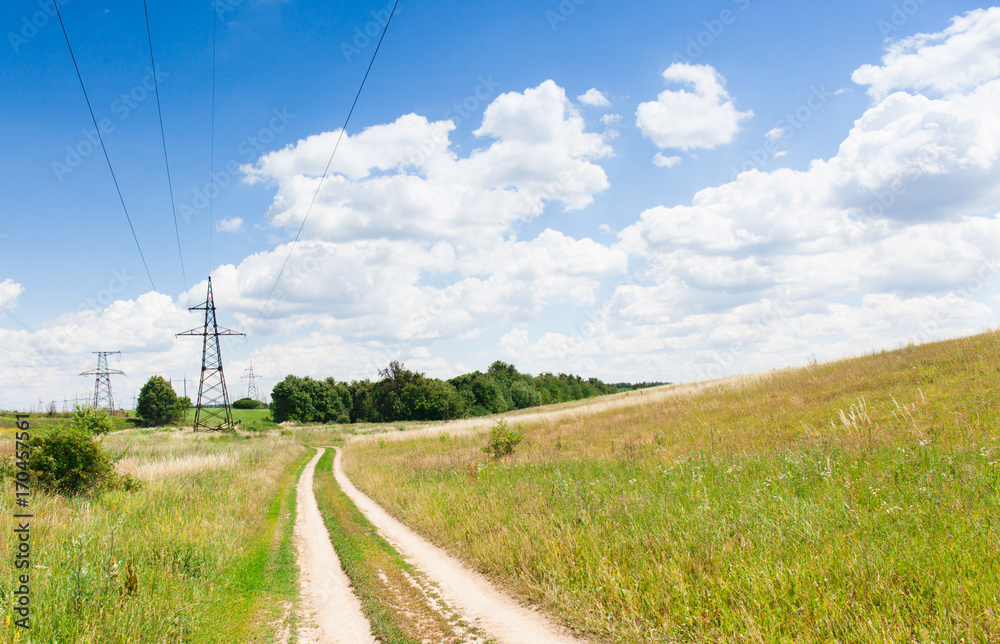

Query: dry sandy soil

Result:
[294,448,376,644]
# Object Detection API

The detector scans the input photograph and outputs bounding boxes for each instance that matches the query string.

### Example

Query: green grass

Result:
[344,331,1000,643]
[1,429,308,642]
[229,408,274,427]
[0,411,136,433]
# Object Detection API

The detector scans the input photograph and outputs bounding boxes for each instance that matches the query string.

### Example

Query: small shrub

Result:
[72,405,114,436]
[481,419,525,460]
[27,428,138,495]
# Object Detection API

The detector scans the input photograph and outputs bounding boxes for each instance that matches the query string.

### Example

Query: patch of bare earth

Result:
[294,448,375,644]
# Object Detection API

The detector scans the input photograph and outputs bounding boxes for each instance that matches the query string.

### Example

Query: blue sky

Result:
[2,0,998,410]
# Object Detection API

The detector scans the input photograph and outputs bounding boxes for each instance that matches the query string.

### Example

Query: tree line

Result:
[269,361,624,424]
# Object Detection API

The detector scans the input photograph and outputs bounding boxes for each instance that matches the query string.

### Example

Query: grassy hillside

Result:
[343,331,1000,643]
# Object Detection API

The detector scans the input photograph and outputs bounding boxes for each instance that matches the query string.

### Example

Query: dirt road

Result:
[332,447,589,644]
[294,448,375,644]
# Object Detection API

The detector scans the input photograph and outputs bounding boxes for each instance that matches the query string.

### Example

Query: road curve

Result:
[294,448,375,644]
[332,447,590,644]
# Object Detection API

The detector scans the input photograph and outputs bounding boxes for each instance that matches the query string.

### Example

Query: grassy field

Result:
[344,332,1000,643]
[0,427,309,643]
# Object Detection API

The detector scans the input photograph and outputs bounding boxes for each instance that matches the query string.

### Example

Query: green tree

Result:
[448,372,512,416]
[399,378,466,421]
[136,376,182,427]
[306,378,348,423]
[270,375,348,423]
[347,380,377,423]
[177,396,192,421]
[270,375,315,423]
[510,380,542,409]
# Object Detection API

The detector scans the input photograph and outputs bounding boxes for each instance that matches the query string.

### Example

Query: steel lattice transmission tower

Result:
[178,277,245,431]
[80,351,125,412]
[242,360,261,402]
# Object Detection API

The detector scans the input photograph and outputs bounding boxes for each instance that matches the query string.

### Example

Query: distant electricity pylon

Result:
[178,277,244,431]
[242,360,261,401]
[80,351,125,412]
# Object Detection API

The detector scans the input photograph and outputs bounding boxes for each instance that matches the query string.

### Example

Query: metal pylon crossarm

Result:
[80,351,125,412]
[177,276,245,431]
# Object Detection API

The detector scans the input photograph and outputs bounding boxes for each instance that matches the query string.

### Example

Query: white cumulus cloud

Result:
[216,217,244,233]
[226,81,626,347]
[653,153,683,169]
[853,8,1000,99]
[0,279,24,309]
[578,88,611,107]
[636,63,753,152]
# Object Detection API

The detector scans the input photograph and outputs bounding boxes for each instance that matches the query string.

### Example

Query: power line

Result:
[142,0,189,290]
[246,0,401,336]
[209,1,217,272]
[0,304,74,362]
[52,0,159,294]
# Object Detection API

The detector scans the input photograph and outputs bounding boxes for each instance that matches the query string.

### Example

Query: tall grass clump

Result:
[345,331,1000,643]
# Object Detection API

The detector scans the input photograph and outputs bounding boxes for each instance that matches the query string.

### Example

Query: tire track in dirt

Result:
[294,448,375,644]
[332,447,590,644]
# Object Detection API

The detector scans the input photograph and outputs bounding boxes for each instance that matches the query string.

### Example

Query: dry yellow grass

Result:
[344,331,1000,643]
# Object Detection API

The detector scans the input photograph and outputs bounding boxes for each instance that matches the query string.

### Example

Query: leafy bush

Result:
[72,405,114,436]
[481,419,525,460]
[28,428,138,495]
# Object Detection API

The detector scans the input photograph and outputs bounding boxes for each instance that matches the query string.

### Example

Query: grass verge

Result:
[344,331,1000,643]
